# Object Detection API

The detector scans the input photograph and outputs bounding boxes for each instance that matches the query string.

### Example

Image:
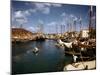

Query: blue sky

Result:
[11,1,96,34]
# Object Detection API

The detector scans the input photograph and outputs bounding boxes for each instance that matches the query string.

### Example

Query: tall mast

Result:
[61,25,62,35]
[56,24,58,34]
[20,24,23,28]
[73,20,76,32]
[79,16,82,31]
[89,5,93,32]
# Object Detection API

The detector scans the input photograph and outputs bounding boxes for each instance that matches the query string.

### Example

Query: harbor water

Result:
[12,40,73,74]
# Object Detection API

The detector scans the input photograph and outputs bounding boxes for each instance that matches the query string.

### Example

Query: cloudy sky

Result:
[11,1,96,34]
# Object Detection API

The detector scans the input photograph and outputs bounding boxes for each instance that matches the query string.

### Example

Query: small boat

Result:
[32,47,39,53]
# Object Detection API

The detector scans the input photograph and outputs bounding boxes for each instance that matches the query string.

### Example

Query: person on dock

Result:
[84,65,88,70]
[73,54,78,63]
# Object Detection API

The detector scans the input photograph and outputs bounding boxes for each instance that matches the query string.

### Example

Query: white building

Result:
[81,29,89,38]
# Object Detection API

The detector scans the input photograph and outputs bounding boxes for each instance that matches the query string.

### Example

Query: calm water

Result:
[12,40,73,74]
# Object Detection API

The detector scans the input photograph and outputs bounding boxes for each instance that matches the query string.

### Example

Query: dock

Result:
[64,60,96,71]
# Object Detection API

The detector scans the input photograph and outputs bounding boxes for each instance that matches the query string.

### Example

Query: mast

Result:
[20,24,23,28]
[56,24,58,34]
[89,5,95,38]
[89,5,93,32]
[73,20,76,32]
[79,16,82,31]
[67,23,69,32]
[61,25,62,36]
[37,22,43,34]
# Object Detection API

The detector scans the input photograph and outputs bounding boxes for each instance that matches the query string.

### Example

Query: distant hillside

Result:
[12,28,37,42]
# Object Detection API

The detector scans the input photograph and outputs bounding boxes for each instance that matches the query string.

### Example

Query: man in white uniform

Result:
[73,54,78,63]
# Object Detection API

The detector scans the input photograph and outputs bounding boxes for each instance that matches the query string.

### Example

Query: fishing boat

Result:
[57,39,73,48]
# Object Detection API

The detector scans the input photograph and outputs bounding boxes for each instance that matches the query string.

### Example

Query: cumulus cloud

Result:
[47,21,66,27]
[73,17,78,21]
[61,20,66,25]
[15,17,28,24]
[69,14,78,21]
[14,11,24,18]
[28,9,37,13]
[61,12,80,26]
[43,3,51,6]
[47,21,57,26]
[38,19,44,24]
[79,17,82,21]
[12,10,31,25]
[60,12,69,25]
[52,3,62,7]
[61,12,67,17]
[33,2,62,8]
[24,10,31,16]
[26,26,41,32]
[25,2,62,14]
[42,7,50,14]
[34,3,50,14]
[14,10,30,18]
[26,27,35,31]
[11,25,16,28]
[70,14,74,18]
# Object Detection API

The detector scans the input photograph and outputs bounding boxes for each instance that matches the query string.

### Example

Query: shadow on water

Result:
[12,40,72,74]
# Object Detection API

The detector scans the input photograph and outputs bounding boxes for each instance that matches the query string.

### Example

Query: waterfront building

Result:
[80,29,89,38]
